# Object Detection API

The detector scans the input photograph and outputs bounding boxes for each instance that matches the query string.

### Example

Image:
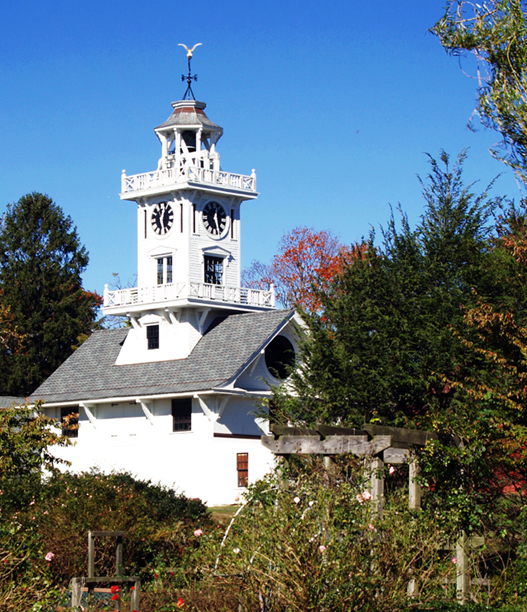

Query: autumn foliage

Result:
[243,226,366,312]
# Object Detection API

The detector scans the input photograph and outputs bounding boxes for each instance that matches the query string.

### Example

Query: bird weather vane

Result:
[179,43,202,100]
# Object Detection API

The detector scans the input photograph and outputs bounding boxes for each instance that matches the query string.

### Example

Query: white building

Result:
[30,85,300,506]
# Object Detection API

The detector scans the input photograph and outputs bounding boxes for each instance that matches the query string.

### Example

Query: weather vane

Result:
[178,43,202,100]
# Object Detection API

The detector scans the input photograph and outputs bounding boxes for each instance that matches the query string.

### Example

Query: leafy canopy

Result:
[432,0,527,185]
[242,227,363,313]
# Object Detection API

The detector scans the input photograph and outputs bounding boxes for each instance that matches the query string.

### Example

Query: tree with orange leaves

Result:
[242,227,363,313]
[451,204,527,416]
[268,152,527,535]
[0,298,23,352]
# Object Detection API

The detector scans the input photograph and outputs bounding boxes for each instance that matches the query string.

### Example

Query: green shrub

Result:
[0,469,210,612]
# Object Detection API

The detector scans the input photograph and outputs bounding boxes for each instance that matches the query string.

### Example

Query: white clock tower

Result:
[102,55,275,364]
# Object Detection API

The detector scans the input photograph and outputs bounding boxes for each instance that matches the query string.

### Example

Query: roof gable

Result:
[30,310,296,405]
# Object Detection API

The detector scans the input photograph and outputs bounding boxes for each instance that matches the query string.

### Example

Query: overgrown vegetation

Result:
[2,404,527,611]
[0,403,210,611]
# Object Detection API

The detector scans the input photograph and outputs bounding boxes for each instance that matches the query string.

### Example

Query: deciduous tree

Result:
[242,227,362,312]
[0,193,100,396]
[432,0,527,184]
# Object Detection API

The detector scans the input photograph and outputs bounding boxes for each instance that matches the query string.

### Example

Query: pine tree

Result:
[0,193,100,396]
[280,152,510,428]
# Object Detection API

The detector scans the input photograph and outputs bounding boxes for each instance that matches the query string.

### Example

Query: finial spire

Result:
[178,43,202,100]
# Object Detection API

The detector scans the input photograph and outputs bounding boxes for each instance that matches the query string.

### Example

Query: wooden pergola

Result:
[261,423,479,602]
[262,423,442,509]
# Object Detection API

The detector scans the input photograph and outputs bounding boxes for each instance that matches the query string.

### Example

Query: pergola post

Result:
[409,458,422,510]
[456,531,470,604]
[370,456,384,517]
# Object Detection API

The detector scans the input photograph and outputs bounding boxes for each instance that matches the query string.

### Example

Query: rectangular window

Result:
[166,256,173,283]
[192,204,196,233]
[237,453,248,487]
[204,255,223,285]
[180,203,184,233]
[61,407,79,438]
[157,258,164,285]
[144,209,147,239]
[156,256,173,285]
[147,325,159,350]
[172,398,191,432]
[230,209,234,239]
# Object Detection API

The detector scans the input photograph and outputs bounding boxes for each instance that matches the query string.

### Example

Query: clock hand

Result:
[214,212,219,233]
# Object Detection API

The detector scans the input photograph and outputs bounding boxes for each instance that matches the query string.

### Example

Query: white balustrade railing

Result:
[104,282,275,310]
[121,166,256,194]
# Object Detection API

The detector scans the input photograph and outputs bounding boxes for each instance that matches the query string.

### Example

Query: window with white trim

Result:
[61,407,79,438]
[172,398,191,432]
[204,255,223,285]
[156,256,173,285]
[147,325,159,350]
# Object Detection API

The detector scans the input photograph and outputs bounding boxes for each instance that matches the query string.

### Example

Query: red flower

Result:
[176,598,185,609]
[110,585,120,593]
[111,594,119,601]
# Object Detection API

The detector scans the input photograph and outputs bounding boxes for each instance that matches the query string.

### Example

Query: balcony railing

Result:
[103,281,275,310]
[121,166,257,195]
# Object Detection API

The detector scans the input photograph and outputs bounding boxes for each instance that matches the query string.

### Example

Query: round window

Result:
[264,335,295,380]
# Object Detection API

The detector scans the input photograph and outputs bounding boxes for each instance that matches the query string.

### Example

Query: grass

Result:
[208,504,239,524]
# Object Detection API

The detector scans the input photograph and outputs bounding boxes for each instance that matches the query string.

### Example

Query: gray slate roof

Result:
[30,309,295,405]
[155,102,222,133]
[0,396,27,409]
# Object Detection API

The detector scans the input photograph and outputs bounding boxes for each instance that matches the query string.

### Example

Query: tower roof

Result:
[155,100,223,135]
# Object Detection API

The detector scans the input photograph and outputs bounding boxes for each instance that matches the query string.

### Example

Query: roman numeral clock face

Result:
[151,202,174,235]
[203,201,227,236]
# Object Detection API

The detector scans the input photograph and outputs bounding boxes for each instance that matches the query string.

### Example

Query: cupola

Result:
[154,101,223,173]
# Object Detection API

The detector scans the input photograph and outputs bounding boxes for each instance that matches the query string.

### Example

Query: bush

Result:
[0,469,210,612]
[176,457,527,612]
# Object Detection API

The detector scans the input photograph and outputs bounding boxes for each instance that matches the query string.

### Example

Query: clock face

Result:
[151,202,174,235]
[203,201,227,236]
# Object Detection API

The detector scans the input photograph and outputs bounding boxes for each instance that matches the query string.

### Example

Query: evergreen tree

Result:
[279,152,511,428]
[0,193,100,396]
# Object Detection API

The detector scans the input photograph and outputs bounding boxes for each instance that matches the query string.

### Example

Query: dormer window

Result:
[147,325,159,350]
[204,255,223,285]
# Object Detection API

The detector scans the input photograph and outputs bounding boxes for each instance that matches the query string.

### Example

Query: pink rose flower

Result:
[194,529,203,537]
[45,552,54,562]
[319,545,326,553]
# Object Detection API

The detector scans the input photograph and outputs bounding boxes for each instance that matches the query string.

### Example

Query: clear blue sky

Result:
[0,0,521,294]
